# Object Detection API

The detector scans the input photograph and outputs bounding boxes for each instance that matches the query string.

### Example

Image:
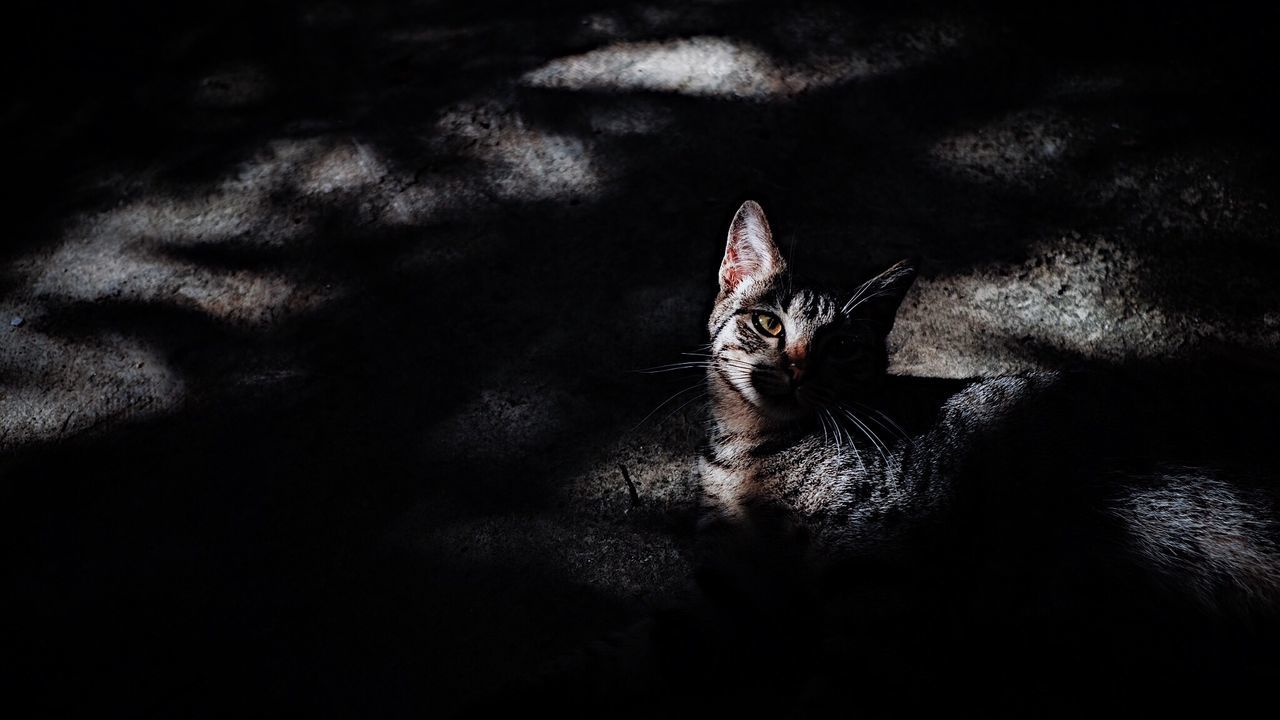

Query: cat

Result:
[687,200,1280,712]
[496,201,1280,715]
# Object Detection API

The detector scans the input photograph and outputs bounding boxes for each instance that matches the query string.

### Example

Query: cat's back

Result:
[716,362,1280,601]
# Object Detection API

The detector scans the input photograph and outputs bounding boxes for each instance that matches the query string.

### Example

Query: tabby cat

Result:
[686,201,1280,712]
[508,201,1280,715]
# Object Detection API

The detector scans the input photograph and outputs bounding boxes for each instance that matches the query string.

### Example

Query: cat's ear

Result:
[719,200,785,294]
[844,258,918,336]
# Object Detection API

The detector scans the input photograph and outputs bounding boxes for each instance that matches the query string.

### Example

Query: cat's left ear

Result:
[719,200,785,295]
[844,258,918,337]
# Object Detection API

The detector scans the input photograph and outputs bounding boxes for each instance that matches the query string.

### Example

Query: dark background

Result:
[5,1,1279,714]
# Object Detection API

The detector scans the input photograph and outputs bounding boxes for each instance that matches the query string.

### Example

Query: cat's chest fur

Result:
[700,374,1058,557]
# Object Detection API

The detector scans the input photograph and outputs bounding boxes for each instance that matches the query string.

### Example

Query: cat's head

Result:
[708,201,916,428]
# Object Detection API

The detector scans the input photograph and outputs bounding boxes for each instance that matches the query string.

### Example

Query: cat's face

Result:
[708,201,916,426]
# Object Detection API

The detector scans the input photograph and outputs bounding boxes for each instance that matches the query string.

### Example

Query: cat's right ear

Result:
[719,200,785,294]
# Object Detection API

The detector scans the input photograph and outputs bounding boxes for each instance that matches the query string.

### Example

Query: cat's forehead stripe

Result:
[785,291,810,316]
[780,290,837,326]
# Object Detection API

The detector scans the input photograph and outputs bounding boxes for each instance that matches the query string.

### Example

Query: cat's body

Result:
[690,368,1280,712]
[704,368,1280,611]
[686,201,1280,710]
[501,202,1280,714]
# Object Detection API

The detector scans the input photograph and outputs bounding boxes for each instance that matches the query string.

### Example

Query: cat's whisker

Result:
[821,404,863,470]
[656,390,710,427]
[842,288,899,316]
[841,285,874,314]
[830,411,846,452]
[841,272,884,314]
[829,409,849,453]
[639,351,765,377]
[632,383,705,431]
[836,407,890,463]
[634,362,714,374]
[679,352,762,372]
[682,351,759,364]
[841,261,915,315]
[847,427,865,470]
[829,409,846,453]
[818,396,872,452]
[816,408,832,446]
[848,400,914,445]
[846,408,891,458]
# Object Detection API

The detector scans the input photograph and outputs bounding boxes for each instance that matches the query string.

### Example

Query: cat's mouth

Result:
[751,368,795,399]
[796,385,843,419]
[750,368,816,420]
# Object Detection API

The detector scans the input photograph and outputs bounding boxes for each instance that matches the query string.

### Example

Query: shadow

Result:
[502,355,1280,713]
[5,0,1280,715]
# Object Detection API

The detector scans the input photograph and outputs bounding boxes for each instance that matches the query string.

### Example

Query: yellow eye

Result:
[752,312,784,337]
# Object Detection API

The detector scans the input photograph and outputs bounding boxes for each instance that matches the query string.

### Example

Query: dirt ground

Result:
[6,1,1280,714]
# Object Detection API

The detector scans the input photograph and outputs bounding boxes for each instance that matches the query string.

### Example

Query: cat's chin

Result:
[754,395,811,424]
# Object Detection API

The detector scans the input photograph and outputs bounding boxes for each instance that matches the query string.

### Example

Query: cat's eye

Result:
[826,335,864,362]
[752,312,784,338]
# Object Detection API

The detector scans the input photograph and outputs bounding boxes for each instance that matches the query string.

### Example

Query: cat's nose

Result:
[786,346,808,385]
[787,360,806,384]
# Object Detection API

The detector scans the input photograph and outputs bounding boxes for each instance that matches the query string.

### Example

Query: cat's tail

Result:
[1111,465,1280,614]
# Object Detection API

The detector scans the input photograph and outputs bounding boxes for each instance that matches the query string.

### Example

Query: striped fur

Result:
[510,203,1280,711]
[701,201,1280,614]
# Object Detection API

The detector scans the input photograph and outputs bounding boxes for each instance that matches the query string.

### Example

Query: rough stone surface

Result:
[6,1,1279,714]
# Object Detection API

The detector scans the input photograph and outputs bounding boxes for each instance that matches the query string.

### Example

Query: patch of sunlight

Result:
[377,98,615,225]
[0,134,406,451]
[27,197,337,324]
[522,26,962,100]
[94,182,276,244]
[525,36,781,98]
[300,140,389,195]
[0,332,185,451]
[430,102,609,204]
[484,129,598,200]
[12,137,389,326]
[26,229,334,325]
[85,138,394,246]
[891,235,1173,377]
[78,139,319,247]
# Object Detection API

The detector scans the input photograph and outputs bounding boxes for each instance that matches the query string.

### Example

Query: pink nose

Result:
[788,362,805,383]
[786,346,808,384]
[787,356,807,384]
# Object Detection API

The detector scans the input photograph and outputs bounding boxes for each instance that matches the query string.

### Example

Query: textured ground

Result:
[6,1,1280,714]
